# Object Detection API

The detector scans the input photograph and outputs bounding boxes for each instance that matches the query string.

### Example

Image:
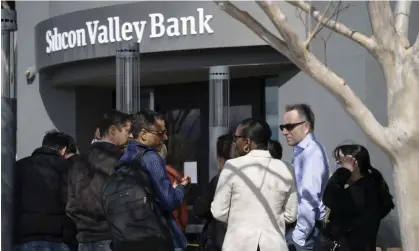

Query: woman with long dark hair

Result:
[211,119,298,251]
[316,144,395,251]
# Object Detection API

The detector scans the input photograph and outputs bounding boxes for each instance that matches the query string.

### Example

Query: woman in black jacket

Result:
[194,134,236,251]
[317,144,395,251]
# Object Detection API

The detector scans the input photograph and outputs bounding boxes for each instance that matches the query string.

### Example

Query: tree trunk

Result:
[393,154,419,251]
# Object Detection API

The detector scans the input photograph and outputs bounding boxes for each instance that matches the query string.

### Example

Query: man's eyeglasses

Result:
[144,129,167,137]
[279,121,306,131]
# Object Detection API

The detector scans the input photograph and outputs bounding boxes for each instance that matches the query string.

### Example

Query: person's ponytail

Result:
[268,139,283,160]
[368,165,395,218]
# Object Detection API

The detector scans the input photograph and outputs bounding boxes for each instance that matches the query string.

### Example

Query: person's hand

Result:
[181,176,191,186]
[339,155,357,172]
[172,179,179,188]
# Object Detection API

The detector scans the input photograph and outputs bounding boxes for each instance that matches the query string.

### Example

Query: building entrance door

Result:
[229,77,265,132]
[153,77,265,193]
[111,77,265,192]
[154,82,207,214]
[153,77,265,231]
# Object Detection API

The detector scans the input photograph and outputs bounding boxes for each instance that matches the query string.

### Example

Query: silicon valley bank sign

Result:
[45,8,213,54]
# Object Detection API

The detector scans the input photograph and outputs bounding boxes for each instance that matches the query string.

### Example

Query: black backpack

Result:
[101,148,174,251]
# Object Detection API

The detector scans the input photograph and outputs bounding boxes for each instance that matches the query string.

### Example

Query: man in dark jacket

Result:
[66,110,131,251]
[13,130,77,251]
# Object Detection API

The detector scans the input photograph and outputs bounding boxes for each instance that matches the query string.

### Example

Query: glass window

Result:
[111,89,154,110]
[165,109,201,175]
[229,105,252,132]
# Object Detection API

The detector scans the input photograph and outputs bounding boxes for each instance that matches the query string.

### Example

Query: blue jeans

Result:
[13,241,69,251]
[78,240,111,251]
[286,225,321,251]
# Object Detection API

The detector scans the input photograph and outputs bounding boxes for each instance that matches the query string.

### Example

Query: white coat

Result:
[211,150,298,251]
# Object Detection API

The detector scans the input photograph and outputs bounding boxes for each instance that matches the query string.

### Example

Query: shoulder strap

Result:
[135,149,172,219]
[131,148,148,165]
[130,148,158,200]
[117,147,150,169]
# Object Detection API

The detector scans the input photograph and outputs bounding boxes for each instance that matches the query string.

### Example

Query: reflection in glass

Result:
[229,105,252,132]
[165,109,201,174]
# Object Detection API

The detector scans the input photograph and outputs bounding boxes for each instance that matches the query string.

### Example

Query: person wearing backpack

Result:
[103,109,190,251]
[66,110,132,251]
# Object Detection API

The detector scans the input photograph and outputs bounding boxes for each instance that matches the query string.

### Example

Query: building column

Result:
[209,66,230,180]
[116,42,141,114]
[265,80,280,141]
[1,3,17,251]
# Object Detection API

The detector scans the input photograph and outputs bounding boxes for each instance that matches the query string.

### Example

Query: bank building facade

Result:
[10,1,419,249]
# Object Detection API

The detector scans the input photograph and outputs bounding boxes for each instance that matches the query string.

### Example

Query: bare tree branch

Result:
[286,0,376,52]
[320,2,344,66]
[256,1,306,59]
[315,2,345,66]
[309,2,354,48]
[215,1,391,152]
[304,0,333,48]
[394,0,412,48]
[368,1,399,50]
[306,53,393,153]
[321,3,343,43]
[295,7,307,29]
[308,1,350,65]
[368,1,409,118]
[214,1,292,59]
[321,38,328,66]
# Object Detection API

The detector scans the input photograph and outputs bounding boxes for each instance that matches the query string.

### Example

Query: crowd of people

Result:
[12,104,395,251]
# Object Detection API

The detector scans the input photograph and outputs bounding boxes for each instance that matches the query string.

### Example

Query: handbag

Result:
[314,230,348,251]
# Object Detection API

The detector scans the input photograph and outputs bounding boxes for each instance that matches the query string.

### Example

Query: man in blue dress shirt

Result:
[280,104,329,251]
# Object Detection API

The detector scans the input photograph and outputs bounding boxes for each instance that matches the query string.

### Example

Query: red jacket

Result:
[166,166,189,231]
